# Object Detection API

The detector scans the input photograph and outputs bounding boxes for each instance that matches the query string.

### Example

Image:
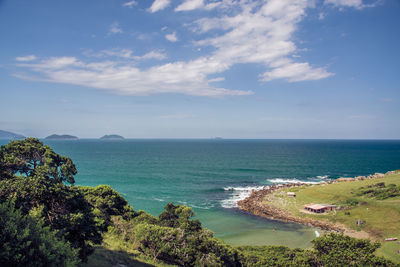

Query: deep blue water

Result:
[2,139,400,247]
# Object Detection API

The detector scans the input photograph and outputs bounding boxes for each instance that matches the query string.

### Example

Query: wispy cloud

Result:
[15,0,374,97]
[109,22,123,35]
[122,0,137,8]
[262,62,333,82]
[193,0,333,83]
[15,55,37,62]
[324,0,380,9]
[83,48,167,61]
[14,55,251,96]
[165,32,178,42]
[175,0,204,11]
[149,0,171,12]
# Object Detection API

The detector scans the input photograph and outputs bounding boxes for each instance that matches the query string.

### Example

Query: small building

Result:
[287,192,296,197]
[304,204,336,213]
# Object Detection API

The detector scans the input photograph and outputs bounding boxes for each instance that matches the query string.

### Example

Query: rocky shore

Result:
[237,171,398,236]
[237,183,344,232]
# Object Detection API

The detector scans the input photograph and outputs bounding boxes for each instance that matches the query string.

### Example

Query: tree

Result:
[0,176,102,261]
[0,202,79,267]
[158,203,202,232]
[77,185,135,231]
[312,233,395,266]
[0,138,102,262]
[0,138,76,184]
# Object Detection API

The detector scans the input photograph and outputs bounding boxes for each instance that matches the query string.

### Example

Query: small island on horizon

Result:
[100,134,125,140]
[0,130,25,140]
[45,134,79,140]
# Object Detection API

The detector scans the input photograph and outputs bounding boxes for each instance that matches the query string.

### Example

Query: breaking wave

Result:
[221,186,266,208]
[267,178,321,184]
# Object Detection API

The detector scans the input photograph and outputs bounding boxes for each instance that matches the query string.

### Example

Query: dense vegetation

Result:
[356,182,400,200]
[0,202,78,267]
[0,138,397,266]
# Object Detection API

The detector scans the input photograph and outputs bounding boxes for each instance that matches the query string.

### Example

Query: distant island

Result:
[100,134,125,140]
[45,134,79,140]
[0,130,25,139]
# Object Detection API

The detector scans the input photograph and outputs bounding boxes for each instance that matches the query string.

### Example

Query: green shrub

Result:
[0,176,102,261]
[0,202,78,267]
[312,233,395,266]
[77,185,135,231]
[238,246,315,267]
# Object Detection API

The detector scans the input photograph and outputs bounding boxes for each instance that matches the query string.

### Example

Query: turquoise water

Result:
[2,139,400,248]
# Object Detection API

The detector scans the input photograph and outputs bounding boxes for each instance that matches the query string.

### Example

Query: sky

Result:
[0,0,399,139]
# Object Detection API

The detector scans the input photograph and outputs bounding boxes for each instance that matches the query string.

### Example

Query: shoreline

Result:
[237,171,398,240]
[237,184,345,232]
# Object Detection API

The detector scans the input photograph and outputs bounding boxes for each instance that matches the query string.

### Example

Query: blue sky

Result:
[0,0,399,138]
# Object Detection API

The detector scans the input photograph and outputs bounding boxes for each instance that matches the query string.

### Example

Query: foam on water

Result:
[267,178,321,184]
[221,186,266,208]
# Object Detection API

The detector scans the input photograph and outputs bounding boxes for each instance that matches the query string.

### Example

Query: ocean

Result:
[2,139,400,248]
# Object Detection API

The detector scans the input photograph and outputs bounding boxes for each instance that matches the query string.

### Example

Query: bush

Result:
[238,246,315,266]
[134,223,240,266]
[312,233,395,266]
[77,185,135,231]
[0,202,78,267]
[0,176,102,261]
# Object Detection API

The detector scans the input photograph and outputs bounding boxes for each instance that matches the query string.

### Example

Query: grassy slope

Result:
[85,231,176,267]
[262,171,400,263]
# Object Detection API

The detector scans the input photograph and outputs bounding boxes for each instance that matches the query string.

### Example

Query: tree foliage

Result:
[0,176,102,261]
[158,202,202,232]
[134,221,240,266]
[0,138,102,262]
[77,185,135,231]
[237,246,316,266]
[0,202,79,267]
[0,138,77,184]
[311,233,395,266]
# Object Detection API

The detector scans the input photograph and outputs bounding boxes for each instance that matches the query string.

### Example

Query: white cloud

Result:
[84,48,167,61]
[138,51,167,60]
[109,22,123,34]
[262,62,333,82]
[15,0,362,97]
[100,49,133,59]
[165,32,178,42]
[208,77,225,83]
[15,55,251,96]
[149,0,171,12]
[15,55,37,62]
[193,0,333,83]
[324,0,379,9]
[175,0,204,11]
[122,0,137,8]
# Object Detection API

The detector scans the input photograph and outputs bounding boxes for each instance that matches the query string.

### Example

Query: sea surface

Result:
[2,139,400,248]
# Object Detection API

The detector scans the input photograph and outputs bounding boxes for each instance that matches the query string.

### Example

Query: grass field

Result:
[262,171,400,263]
